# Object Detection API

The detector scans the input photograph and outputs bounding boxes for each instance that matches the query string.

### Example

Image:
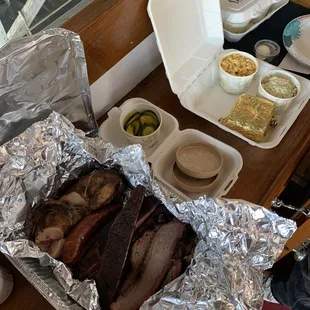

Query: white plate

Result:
[283,15,310,67]
[180,50,310,149]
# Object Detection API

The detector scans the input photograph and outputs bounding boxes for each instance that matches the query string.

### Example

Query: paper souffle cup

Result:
[257,69,301,113]
[120,101,162,149]
[219,51,259,95]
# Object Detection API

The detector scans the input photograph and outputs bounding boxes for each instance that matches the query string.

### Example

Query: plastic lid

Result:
[220,0,282,24]
[148,0,224,95]
[254,39,280,61]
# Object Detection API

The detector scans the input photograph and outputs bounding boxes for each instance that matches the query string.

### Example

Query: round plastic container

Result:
[254,40,280,62]
[219,51,259,95]
[176,143,222,179]
[257,70,301,113]
[0,266,13,304]
[172,162,217,194]
[120,101,162,149]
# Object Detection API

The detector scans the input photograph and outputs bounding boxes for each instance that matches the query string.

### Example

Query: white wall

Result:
[90,33,162,119]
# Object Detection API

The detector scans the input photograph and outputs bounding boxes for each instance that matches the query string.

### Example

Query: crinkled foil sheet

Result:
[220,95,276,142]
[0,28,97,146]
[0,112,296,310]
[141,197,296,310]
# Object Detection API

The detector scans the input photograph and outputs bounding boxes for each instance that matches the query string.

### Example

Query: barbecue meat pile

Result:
[29,169,197,310]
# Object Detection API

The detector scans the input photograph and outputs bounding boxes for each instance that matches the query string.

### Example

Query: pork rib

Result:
[98,185,146,308]
[111,221,186,310]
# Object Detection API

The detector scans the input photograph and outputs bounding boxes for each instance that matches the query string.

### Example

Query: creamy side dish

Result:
[221,53,256,77]
[262,75,298,99]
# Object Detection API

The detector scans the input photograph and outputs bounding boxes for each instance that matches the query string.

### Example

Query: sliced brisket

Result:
[97,185,146,308]
[111,221,186,310]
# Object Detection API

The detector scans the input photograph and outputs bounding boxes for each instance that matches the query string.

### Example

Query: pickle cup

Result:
[120,102,162,149]
[219,51,259,95]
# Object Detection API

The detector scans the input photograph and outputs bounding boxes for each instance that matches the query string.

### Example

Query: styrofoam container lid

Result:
[220,0,283,24]
[148,0,224,95]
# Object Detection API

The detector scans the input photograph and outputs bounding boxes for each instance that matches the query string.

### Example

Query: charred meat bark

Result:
[65,170,124,211]
[111,221,186,310]
[34,200,88,258]
[62,203,122,265]
[98,185,146,308]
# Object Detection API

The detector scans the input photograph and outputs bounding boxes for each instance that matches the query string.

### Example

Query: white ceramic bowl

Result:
[120,102,162,149]
[219,51,259,94]
[257,70,301,113]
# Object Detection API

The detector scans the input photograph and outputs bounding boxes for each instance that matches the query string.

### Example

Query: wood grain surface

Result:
[1,1,309,309]
[64,0,152,84]
[291,0,310,8]
[98,65,310,207]
[63,0,310,85]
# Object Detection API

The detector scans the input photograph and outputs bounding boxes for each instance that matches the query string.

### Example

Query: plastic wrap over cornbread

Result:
[220,94,277,142]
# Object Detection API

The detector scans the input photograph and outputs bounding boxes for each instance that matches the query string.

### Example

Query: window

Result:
[0,0,94,48]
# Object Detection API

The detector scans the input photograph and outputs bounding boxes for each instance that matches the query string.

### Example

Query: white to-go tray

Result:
[223,1,289,42]
[180,50,310,149]
[99,98,243,200]
[148,0,310,149]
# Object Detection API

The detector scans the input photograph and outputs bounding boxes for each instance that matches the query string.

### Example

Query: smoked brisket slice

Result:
[97,185,146,308]
[111,221,186,310]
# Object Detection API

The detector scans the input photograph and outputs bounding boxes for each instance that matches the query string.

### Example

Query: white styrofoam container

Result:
[224,0,289,42]
[99,98,243,200]
[147,0,310,149]
[220,0,286,29]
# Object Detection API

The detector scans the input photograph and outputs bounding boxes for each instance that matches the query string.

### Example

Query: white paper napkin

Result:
[279,53,310,75]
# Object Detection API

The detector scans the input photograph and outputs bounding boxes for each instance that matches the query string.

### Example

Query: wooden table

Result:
[104,65,310,208]
[2,67,309,310]
[1,2,310,310]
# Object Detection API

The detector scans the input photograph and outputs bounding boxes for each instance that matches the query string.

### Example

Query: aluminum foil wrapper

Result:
[0,28,97,146]
[141,197,296,310]
[0,111,159,310]
[0,112,296,310]
[220,94,277,142]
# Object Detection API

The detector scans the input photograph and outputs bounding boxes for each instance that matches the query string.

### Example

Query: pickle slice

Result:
[131,121,140,136]
[126,124,134,136]
[140,115,159,127]
[142,125,156,136]
[143,110,158,121]
[124,112,141,129]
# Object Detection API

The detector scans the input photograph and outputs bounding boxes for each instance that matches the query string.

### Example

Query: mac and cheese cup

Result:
[219,51,259,95]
